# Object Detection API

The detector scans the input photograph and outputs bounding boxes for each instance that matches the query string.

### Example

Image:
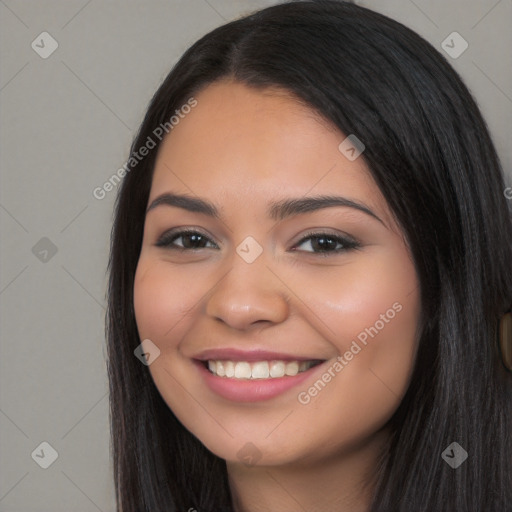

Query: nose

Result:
[205,252,289,331]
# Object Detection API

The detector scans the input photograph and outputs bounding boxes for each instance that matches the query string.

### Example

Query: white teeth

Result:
[251,361,270,378]
[269,361,285,378]
[234,362,251,379]
[285,361,299,376]
[206,359,318,379]
[216,361,225,377]
[225,360,235,378]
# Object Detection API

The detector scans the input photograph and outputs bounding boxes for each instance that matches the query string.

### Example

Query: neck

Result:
[227,428,388,512]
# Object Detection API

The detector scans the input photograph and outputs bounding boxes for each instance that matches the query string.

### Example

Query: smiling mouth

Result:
[202,359,324,379]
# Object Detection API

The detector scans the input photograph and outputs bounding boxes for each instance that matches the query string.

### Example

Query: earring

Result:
[499,311,512,372]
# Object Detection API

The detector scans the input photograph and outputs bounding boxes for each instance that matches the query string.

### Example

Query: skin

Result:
[133,79,421,512]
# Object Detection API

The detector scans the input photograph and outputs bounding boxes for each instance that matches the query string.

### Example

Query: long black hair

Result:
[105,1,512,510]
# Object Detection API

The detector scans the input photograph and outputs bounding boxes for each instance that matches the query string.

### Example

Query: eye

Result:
[155,229,218,251]
[291,231,360,256]
[154,228,360,255]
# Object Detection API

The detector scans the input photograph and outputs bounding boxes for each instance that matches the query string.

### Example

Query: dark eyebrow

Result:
[146,192,383,224]
[268,195,383,224]
[146,193,220,218]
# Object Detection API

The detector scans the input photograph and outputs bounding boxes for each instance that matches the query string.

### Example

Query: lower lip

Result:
[194,360,325,402]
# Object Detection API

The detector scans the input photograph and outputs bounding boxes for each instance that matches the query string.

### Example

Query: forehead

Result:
[155,80,340,170]
[149,80,390,224]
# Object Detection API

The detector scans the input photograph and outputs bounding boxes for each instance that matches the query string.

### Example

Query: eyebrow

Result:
[146,192,383,224]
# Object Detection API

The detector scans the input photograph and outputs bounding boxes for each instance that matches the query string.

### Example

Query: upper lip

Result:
[193,348,327,362]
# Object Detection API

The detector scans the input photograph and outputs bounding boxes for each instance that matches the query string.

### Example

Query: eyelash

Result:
[154,228,361,256]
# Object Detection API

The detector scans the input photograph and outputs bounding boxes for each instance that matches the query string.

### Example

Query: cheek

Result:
[285,251,419,351]
[133,259,200,344]
[275,258,420,457]
[290,250,420,411]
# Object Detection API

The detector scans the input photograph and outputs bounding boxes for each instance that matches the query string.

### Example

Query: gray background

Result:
[1,1,510,510]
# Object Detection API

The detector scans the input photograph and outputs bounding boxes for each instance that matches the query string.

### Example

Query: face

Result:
[133,79,420,468]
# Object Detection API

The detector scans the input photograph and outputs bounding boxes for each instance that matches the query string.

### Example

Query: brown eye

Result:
[155,230,218,250]
[292,231,360,256]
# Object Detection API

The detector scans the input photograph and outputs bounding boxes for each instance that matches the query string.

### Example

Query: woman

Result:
[105,1,512,510]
